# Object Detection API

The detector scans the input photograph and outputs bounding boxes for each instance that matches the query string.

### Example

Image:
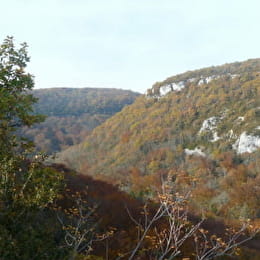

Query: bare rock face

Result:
[233,131,260,154]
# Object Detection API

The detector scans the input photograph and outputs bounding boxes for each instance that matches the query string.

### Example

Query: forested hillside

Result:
[57,59,260,220]
[1,37,259,259]
[21,88,139,154]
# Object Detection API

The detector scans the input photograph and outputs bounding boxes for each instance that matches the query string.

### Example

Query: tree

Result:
[0,36,44,158]
[56,189,113,260]
[126,177,259,259]
[0,36,64,259]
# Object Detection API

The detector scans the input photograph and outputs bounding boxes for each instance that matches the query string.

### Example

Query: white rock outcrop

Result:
[185,147,206,157]
[210,131,221,142]
[159,81,186,96]
[159,85,172,96]
[233,132,260,154]
[199,116,219,133]
[146,73,240,98]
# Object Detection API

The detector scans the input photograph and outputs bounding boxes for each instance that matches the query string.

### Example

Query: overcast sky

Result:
[0,0,259,93]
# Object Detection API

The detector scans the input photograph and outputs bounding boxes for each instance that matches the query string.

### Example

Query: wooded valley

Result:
[0,37,259,259]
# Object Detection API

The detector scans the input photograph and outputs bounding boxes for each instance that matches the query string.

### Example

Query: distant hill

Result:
[56,59,260,220]
[21,88,140,154]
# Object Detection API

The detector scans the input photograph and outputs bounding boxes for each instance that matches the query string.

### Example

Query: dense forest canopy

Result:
[57,59,260,221]
[1,37,259,259]
[32,88,139,116]
[21,88,139,154]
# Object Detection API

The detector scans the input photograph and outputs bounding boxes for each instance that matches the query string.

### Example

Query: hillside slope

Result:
[57,59,260,219]
[21,88,139,154]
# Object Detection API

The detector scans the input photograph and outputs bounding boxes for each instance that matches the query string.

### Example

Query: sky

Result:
[0,0,259,93]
